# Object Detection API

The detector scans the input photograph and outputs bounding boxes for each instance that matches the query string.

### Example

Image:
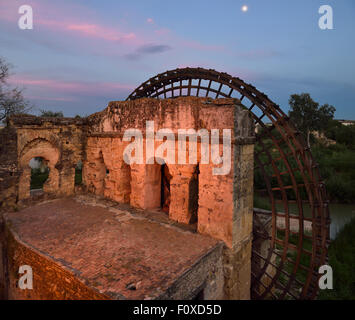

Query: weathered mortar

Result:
[2,221,108,300]
[0,115,88,207]
[85,97,256,299]
[0,126,19,210]
[0,97,256,300]
[1,197,224,300]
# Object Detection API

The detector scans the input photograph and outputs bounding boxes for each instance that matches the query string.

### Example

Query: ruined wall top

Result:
[7,114,87,127]
[86,97,255,142]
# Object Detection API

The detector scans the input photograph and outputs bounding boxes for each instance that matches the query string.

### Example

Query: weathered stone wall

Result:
[0,215,7,299]
[158,244,224,300]
[0,116,86,207]
[0,126,19,210]
[87,97,237,134]
[0,97,256,300]
[83,97,255,299]
[83,97,241,226]
[252,210,277,294]
[1,204,224,300]
[2,223,107,300]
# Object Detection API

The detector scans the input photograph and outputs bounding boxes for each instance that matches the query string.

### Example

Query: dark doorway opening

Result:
[75,160,82,185]
[161,164,172,213]
[30,157,49,190]
[188,164,200,224]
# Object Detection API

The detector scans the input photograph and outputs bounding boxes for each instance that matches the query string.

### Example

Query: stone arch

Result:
[18,138,60,200]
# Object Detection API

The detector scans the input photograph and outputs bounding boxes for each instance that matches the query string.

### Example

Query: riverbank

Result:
[254,195,355,240]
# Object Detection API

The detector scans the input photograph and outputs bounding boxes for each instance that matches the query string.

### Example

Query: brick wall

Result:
[2,223,107,300]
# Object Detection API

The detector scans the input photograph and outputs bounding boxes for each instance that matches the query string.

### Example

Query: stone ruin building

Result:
[0,68,330,300]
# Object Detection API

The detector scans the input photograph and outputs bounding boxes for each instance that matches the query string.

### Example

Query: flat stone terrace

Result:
[4,196,220,299]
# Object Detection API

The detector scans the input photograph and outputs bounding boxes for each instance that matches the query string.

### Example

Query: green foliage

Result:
[275,229,313,295]
[39,109,64,117]
[325,120,355,149]
[312,143,355,203]
[30,167,49,190]
[288,93,335,147]
[318,218,355,300]
[255,93,353,204]
[254,195,271,210]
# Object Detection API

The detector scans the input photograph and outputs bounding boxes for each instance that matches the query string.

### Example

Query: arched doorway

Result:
[18,138,60,200]
[29,157,49,195]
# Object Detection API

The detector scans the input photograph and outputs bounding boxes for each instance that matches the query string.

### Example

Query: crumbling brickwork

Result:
[0,126,19,210]
[2,223,108,300]
[0,116,86,207]
[0,97,255,300]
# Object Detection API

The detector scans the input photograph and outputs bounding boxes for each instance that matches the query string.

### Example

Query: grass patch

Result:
[254,194,271,210]
[30,168,49,190]
[318,217,355,300]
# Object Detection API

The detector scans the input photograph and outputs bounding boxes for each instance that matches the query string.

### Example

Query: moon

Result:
[241,5,248,12]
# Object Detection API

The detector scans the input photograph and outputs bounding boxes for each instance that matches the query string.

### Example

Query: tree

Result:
[288,93,335,148]
[39,109,64,117]
[0,57,32,122]
[326,120,355,149]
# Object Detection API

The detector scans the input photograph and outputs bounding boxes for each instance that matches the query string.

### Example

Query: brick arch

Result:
[18,138,60,200]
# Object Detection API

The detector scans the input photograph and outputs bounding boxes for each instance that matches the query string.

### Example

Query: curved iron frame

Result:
[127,67,330,300]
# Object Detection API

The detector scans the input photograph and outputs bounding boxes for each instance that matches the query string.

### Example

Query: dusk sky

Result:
[1,0,354,118]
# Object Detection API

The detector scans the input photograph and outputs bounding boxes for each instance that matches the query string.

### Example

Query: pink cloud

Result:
[0,1,141,46]
[9,75,134,97]
[0,0,232,65]
[66,23,137,43]
[26,95,77,102]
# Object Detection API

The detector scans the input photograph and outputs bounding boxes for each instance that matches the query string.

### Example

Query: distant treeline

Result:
[254,92,355,204]
[313,121,355,203]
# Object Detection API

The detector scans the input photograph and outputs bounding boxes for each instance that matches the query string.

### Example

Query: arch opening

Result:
[188,163,199,224]
[29,157,49,193]
[75,160,83,186]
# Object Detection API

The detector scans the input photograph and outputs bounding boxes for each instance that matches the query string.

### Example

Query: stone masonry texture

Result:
[0,97,255,300]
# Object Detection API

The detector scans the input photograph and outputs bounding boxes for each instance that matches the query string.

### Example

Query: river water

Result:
[275,201,355,240]
[328,203,355,239]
